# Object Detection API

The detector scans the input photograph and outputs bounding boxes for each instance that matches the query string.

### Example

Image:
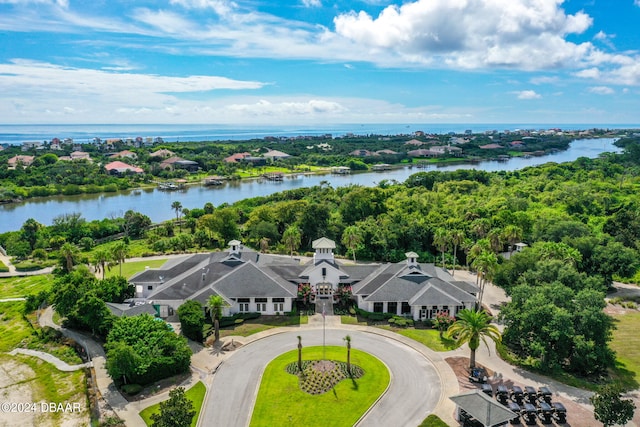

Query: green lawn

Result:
[218,315,308,338]
[610,312,640,390]
[104,258,168,279]
[340,316,459,352]
[0,301,37,352]
[250,346,389,427]
[139,381,206,427]
[0,274,53,299]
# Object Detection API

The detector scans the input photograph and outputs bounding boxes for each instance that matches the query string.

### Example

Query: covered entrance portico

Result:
[315,282,334,298]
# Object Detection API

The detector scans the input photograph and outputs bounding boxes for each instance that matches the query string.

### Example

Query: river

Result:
[0,138,621,233]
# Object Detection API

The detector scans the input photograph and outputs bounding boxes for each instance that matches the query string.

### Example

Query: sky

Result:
[1,0,640,125]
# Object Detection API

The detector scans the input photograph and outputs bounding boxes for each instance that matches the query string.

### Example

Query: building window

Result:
[456,305,465,315]
[147,285,153,291]
[373,302,383,313]
[441,305,449,316]
[401,302,411,315]
[322,267,327,277]
[274,303,284,312]
[239,303,249,312]
[429,305,439,319]
[255,298,267,312]
[387,302,398,314]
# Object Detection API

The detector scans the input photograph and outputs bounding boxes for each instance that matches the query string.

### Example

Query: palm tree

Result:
[207,295,227,343]
[282,225,301,258]
[344,335,352,375]
[297,335,303,372]
[471,251,498,307]
[59,242,77,273]
[449,229,465,276]
[171,201,183,232]
[446,309,501,369]
[259,237,270,253]
[501,225,523,256]
[341,225,363,263]
[110,241,129,277]
[487,228,503,253]
[92,248,110,279]
[433,227,448,269]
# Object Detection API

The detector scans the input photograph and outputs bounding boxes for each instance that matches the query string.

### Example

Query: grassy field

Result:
[0,274,53,299]
[610,312,640,390]
[0,301,37,352]
[139,381,206,427]
[217,315,309,338]
[340,316,459,352]
[104,258,168,279]
[250,346,389,427]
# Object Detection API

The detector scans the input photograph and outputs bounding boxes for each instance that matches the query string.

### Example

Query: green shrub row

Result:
[219,312,261,328]
[0,260,8,272]
[354,307,394,322]
[388,316,414,327]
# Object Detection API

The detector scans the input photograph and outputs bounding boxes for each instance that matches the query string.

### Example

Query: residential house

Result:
[159,156,199,172]
[375,149,399,155]
[21,141,41,151]
[59,151,92,162]
[130,238,477,321]
[104,161,144,175]
[112,150,138,160]
[349,149,377,157]
[263,149,291,161]
[404,139,424,146]
[7,155,35,169]
[224,152,252,163]
[150,149,175,158]
[479,143,503,150]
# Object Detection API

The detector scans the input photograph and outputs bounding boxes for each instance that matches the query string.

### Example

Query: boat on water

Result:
[157,181,185,191]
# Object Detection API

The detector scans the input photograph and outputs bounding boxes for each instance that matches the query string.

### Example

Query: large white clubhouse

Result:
[129,237,478,320]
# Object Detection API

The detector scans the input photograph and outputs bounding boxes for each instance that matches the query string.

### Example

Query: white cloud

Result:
[588,86,614,95]
[301,0,321,7]
[636,0,640,6]
[333,0,594,70]
[515,90,542,99]
[530,76,559,85]
[169,0,237,16]
[228,99,346,116]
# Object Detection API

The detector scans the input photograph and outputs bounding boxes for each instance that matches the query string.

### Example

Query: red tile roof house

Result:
[104,161,144,175]
[8,155,35,169]
[224,152,252,163]
[111,150,138,160]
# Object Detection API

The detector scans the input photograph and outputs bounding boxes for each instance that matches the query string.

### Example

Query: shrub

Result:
[121,384,143,395]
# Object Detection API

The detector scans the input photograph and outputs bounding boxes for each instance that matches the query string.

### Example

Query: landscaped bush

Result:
[418,414,449,427]
[0,260,8,272]
[14,260,53,271]
[388,316,414,327]
[218,312,260,327]
[121,384,143,395]
[355,308,394,321]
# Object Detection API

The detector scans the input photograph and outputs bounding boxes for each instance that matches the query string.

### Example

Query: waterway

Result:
[0,138,621,233]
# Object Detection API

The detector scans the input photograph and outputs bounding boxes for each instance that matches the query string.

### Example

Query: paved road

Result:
[200,328,442,427]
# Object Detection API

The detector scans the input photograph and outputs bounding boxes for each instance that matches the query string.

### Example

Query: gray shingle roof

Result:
[211,262,297,298]
[106,302,158,317]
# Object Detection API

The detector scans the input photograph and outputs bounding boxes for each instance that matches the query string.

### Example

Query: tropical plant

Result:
[297,335,303,372]
[171,201,183,232]
[59,242,78,273]
[446,309,501,368]
[207,295,227,343]
[433,227,448,269]
[449,229,465,276]
[110,241,129,277]
[150,386,195,427]
[93,248,111,280]
[344,335,352,375]
[282,225,301,257]
[342,225,363,263]
[471,251,498,307]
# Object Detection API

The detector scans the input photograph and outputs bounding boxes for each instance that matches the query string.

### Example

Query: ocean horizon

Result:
[1,123,639,145]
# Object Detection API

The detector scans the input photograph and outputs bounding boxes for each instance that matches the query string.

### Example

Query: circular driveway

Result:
[200,328,442,427]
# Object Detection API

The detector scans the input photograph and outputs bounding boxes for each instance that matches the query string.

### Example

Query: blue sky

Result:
[1,0,640,125]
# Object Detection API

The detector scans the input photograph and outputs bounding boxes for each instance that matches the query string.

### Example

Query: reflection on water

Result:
[0,138,620,233]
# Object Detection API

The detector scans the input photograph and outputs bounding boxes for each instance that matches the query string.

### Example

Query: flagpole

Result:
[322,301,326,361]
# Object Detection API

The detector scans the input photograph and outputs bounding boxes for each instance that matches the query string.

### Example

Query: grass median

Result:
[250,346,389,427]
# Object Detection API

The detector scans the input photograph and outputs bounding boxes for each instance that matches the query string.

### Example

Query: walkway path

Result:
[8,348,92,371]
